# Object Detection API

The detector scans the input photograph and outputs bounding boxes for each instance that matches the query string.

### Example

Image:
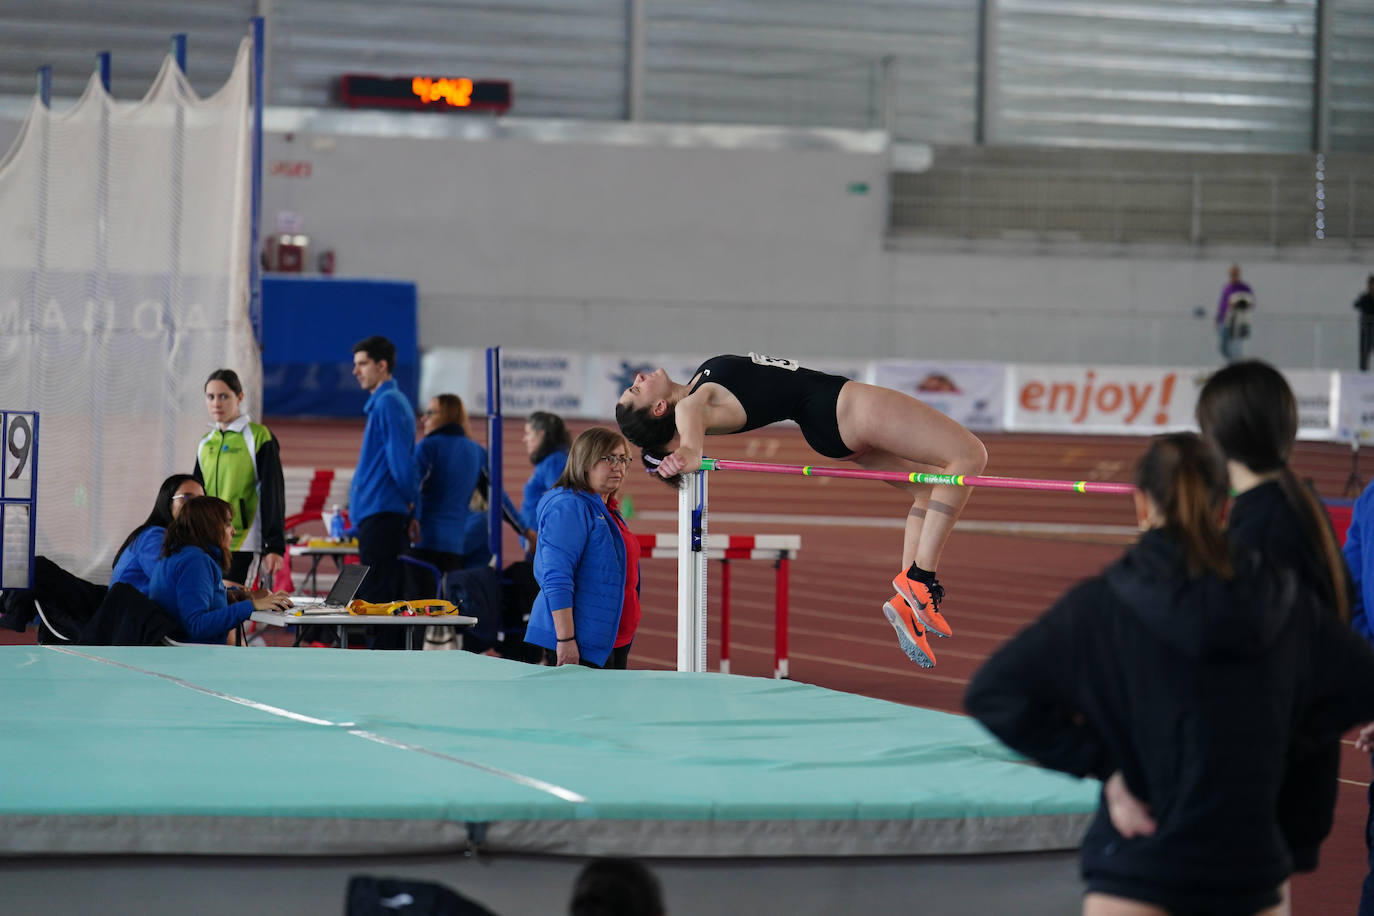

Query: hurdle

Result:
[673,457,1133,674]
[638,533,800,677]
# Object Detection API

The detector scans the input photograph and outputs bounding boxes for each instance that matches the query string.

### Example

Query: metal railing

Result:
[891,164,1374,248]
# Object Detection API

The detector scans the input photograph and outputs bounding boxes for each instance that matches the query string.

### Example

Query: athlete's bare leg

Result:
[836,381,988,571]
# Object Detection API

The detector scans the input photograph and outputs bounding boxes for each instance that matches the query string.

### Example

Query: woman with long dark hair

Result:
[1194,359,1354,890]
[110,473,203,592]
[519,411,572,551]
[148,496,292,643]
[966,433,1374,916]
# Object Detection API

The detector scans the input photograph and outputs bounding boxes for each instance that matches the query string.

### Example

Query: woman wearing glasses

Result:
[110,473,205,593]
[525,427,642,669]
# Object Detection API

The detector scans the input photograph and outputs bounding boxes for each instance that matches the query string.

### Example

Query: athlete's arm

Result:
[659,391,711,479]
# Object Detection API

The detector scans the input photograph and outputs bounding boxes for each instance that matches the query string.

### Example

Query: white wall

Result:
[3,107,1368,369]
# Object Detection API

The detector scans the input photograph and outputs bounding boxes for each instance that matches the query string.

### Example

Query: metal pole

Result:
[171,34,187,75]
[718,558,731,674]
[486,347,503,572]
[1313,0,1331,154]
[624,0,645,121]
[879,54,897,136]
[250,17,265,345]
[975,0,997,145]
[676,473,694,671]
[774,555,790,679]
[676,470,708,672]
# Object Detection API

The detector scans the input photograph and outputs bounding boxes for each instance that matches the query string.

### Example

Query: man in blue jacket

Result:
[1344,480,1374,914]
[350,335,419,646]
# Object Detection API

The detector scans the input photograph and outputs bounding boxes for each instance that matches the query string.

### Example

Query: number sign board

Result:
[1,411,38,591]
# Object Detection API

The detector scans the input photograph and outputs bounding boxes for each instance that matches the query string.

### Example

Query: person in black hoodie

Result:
[965,432,1374,916]
[1195,359,1354,892]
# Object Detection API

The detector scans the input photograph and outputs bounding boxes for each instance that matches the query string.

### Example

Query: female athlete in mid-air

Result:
[616,352,987,668]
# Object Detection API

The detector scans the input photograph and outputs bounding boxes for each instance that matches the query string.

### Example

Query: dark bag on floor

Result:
[500,560,543,662]
[443,565,502,651]
[345,876,500,916]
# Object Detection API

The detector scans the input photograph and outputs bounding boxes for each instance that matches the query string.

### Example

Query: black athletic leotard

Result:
[688,353,855,459]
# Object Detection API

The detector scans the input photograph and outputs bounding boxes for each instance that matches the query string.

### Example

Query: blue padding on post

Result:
[262,276,418,417]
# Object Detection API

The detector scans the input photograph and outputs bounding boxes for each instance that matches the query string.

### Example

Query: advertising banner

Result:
[1286,369,1339,441]
[1007,364,1205,435]
[1336,372,1374,443]
[419,348,1356,447]
[873,360,1005,431]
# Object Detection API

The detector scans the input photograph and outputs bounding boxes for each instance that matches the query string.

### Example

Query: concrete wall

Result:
[3,107,1369,369]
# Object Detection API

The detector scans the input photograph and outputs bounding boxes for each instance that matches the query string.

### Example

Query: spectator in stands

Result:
[525,427,641,669]
[148,496,292,643]
[1216,263,1255,362]
[965,432,1374,916]
[194,369,286,587]
[520,411,571,552]
[569,858,666,916]
[349,335,419,646]
[407,393,487,590]
[111,474,204,593]
[1355,274,1374,371]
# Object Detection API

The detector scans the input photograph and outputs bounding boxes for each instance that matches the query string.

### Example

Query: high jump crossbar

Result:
[673,458,1133,675]
[698,458,1136,495]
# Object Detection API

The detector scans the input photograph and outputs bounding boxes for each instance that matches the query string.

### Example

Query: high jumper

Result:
[616,352,987,668]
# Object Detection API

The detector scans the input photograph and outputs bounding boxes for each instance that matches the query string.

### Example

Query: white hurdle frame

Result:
[676,470,709,672]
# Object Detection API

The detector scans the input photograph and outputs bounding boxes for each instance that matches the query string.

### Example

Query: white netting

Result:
[0,38,258,581]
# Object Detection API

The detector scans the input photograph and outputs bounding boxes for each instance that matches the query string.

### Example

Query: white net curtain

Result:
[0,37,258,579]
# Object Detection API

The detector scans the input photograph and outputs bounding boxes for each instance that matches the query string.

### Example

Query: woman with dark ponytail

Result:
[1194,359,1352,888]
[966,433,1374,916]
[1195,359,1350,622]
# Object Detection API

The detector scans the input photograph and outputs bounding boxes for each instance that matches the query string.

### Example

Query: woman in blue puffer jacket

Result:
[525,427,641,669]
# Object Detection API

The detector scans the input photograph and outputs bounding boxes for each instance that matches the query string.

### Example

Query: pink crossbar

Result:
[702,458,1134,496]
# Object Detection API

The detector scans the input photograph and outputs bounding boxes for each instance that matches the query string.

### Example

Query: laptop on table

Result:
[289,564,370,616]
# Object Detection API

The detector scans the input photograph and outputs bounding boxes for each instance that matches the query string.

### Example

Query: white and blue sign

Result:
[1,410,38,591]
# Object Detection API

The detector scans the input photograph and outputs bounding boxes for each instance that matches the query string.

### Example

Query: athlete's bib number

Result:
[749,353,800,372]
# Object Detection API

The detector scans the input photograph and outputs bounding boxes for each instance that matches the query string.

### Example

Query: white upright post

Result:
[676,470,708,672]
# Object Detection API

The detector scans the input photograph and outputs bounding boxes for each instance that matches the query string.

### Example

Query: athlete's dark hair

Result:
[1196,359,1350,621]
[204,368,243,396]
[569,857,665,916]
[352,335,397,374]
[113,474,201,567]
[526,411,571,464]
[1135,433,1232,579]
[615,403,681,489]
[161,496,234,573]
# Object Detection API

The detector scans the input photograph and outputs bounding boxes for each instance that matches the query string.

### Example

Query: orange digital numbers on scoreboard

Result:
[411,77,474,108]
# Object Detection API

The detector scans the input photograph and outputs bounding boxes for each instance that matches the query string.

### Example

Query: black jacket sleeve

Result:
[255,434,287,556]
[1277,614,1374,871]
[964,582,1113,780]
